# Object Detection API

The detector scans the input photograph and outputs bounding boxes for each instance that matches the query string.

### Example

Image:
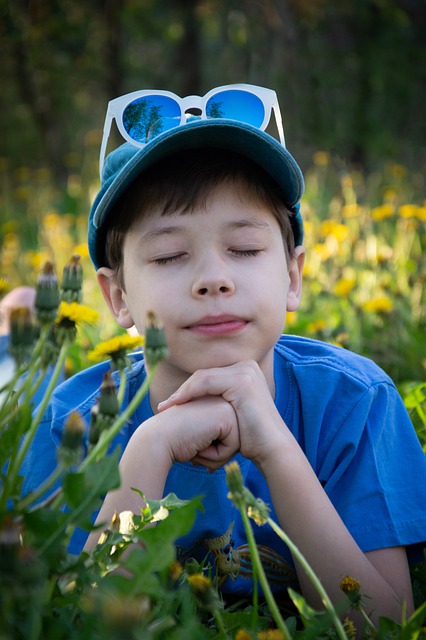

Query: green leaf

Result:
[62,450,121,527]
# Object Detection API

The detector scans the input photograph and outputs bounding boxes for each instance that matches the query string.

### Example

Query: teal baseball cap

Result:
[88,118,305,269]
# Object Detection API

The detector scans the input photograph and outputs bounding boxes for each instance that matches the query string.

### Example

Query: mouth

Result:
[186,315,248,336]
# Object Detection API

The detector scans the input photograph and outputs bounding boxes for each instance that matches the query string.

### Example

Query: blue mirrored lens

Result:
[206,90,265,127]
[123,95,181,143]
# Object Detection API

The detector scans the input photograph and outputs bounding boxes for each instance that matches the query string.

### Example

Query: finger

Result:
[158,364,255,410]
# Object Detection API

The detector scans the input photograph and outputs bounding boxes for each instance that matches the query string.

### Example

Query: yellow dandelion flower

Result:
[341,203,362,218]
[43,212,61,228]
[235,630,252,640]
[285,311,298,326]
[415,206,426,221]
[72,242,89,258]
[371,204,394,221]
[334,277,356,297]
[319,220,349,242]
[383,188,397,203]
[313,243,332,261]
[88,334,144,362]
[361,295,393,314]
[187,573,211,592]
[312,150,330,166]
[258,630,286,640]
[399,204,419,219]
[340,576,361,593]
[307,319,327,333]
[0,277,11,296]
[57,301,100,325]
[343,616,357,639]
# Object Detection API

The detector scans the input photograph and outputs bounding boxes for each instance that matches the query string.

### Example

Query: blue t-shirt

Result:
[20,335,426,596]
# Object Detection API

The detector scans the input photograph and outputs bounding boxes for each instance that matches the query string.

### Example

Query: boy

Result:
[22,85,426,626]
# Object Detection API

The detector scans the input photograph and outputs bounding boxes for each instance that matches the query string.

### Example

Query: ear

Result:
[286,246,305,312]
[96,267,135,329]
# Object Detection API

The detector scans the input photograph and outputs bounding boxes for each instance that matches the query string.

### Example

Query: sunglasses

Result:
[99,83,286,176]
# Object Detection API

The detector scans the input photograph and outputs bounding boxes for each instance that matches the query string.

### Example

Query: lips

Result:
[186,314,248,336]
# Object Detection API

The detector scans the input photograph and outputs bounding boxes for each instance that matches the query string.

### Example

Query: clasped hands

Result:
[156,360,285,473]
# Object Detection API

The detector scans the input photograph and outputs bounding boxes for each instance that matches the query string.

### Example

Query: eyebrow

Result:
[141,217,272,242]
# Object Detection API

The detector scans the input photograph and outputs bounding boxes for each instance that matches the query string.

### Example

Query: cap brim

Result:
[89,119,304,268]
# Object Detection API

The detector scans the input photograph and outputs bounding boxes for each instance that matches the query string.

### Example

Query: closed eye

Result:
[230,248,262,257]
[154,253,186,265]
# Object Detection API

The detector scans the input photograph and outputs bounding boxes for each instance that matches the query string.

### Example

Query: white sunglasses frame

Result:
[99,83,286,176]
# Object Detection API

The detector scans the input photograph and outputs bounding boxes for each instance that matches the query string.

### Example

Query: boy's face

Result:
[98,184,304,393]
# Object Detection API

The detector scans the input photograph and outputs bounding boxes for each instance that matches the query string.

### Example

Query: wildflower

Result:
[235,630,252,640]
[88,334,144,371]
[334,278,356,297]
[89,371,119,445]
[144,311,168,367]
[370,204,394,221]
[73,242,89,258]
[35,261,60,325]
[340,576,362,608]
[0,277,11,296]
[319,220,349,242]
[342,203,362,218]
[258,630,286,640]
[8,307,36,366]
[312,150,330,166]
[342,617,357,639]
[361,295,393,314]
[399,204,421,219]
[61,254,83,303]
[247,497,269,526]
[169,561,183,582]
[306,319,327,334]
[57,411,85,467]
[187,573,220,611]
[55,301,99,343]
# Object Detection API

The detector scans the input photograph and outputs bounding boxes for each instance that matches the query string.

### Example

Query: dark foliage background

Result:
[0,0,425,186]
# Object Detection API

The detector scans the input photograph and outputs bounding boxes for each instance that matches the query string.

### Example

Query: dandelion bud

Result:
[99,371,119,417]
[35,261,60,324]
[225,461,245,503]
[89,403,100,446]
[8,306,36,365]
[57,411,85,467]
[184,557,202,575]
[88,372,119,446]
[61,254,83,303]
[144,311,168,367]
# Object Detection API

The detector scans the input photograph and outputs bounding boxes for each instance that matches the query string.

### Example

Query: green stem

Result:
[1,342,69,511]
[80,363,157,469]
[18,463,64,511]
[239,506,292,639]
[116,368,127,407]
[213,609,228,639]
[267,517,348,640]
[0,325,49,419]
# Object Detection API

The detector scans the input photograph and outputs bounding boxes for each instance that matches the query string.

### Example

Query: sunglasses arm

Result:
[99,109,114,178]
[273,103,286,148]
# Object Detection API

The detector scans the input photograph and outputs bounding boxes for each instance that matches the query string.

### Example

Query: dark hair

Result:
[105,149,295,288]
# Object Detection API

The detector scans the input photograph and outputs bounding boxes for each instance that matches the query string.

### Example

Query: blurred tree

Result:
[0,0,424,183]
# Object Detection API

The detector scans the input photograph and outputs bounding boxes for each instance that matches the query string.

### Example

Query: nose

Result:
[192,252,235,298]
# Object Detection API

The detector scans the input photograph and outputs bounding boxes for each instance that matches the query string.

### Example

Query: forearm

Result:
[257,431,413,625]
[84,421,172,552]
